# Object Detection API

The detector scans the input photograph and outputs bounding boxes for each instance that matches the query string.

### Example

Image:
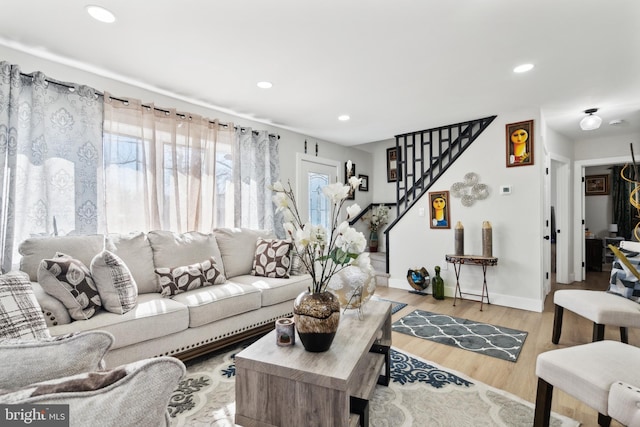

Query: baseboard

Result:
[388,279,544,312]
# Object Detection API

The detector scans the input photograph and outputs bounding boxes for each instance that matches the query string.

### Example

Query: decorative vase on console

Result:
[270,160,371,352]
[362,204,389,253]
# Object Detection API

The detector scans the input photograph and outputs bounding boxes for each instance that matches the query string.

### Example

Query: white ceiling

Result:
[1,0,639,146]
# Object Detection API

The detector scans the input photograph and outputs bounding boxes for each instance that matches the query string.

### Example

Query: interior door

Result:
[542,148,551,296]
[296,154,340,228]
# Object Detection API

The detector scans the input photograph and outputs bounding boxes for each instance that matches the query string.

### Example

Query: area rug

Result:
[370,295,407,314]
[392,309,528,362]
[169,343,577,427]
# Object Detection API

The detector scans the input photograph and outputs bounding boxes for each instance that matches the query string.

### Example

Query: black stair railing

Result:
[383,115,497,272]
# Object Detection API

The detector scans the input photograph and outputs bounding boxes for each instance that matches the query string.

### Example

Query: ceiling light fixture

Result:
[86,5,116,23]
[580,108,602,131]
[256,81,272,89]
[513,63,534,73]
[338,115,350,121]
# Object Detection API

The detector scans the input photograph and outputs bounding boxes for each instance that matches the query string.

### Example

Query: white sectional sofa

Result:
[18,228,310,368]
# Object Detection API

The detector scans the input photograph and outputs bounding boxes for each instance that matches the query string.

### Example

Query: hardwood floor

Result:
[375,270,631,427]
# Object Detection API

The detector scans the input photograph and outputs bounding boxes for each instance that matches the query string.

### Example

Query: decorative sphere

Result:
[328,259,376,309]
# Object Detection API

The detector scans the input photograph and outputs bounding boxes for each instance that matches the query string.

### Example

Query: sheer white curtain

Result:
[0,62,102,272]
[102,94,235,233]
[102,95,279,234]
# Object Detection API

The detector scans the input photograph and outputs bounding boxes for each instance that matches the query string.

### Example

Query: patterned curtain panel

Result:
[233,129,280,233]
[0,62,102,272]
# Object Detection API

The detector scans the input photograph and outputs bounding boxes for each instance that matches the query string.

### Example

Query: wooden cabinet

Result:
[585,238,603,272]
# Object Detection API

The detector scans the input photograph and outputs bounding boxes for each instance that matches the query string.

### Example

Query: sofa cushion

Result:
[252,238,293,278]
[46,294,189,350]
[37,253,102,321]
[0,271,50,339]
[230,274,312,307]
[148,230,225,278]
[19,234,105,282]
[213,228,273,277]
[170,282,262,328]
[155,257,225,297]
[91,250,138,314]
[0,331,113,389]
[105,232,158,294]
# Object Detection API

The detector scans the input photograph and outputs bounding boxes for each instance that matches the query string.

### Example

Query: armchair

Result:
[0,331,185,427]
[552,240,640,344]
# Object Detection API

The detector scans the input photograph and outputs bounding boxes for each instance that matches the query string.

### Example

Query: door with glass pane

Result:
[297,155,340,229]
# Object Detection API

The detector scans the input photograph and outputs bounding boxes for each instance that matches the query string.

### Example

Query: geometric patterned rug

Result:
[370,296,408,314]
[169,342,577,426]
[392,309,528,362]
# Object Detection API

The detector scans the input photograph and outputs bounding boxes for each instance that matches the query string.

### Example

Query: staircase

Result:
[383,115,497,272]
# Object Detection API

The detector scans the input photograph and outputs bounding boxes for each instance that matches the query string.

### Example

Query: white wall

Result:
[0,46,374,225]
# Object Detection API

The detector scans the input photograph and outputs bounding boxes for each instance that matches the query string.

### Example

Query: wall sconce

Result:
[580,108,602,131]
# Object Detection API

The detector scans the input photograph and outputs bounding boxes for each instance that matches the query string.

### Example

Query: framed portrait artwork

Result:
[344,162,356,199]
[585,174,609,196]
[429,191,450,229]
[358,174,369,191]
[506,120,534,167]
[387,147,402,182]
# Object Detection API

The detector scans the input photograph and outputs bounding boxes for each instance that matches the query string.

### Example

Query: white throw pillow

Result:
[213,228,274,277]
[105,232,157,294]
[91,250,138,315]
[148,230,226,278]
[0,271,50,340]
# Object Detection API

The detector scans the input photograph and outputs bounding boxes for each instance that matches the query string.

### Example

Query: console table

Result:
[235,300,391,427]
[445,254,498,311]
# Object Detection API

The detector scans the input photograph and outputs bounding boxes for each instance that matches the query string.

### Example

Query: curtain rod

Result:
[19,71,280,139]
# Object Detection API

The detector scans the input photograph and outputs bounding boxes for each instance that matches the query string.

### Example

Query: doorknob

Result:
[543,235,550,240]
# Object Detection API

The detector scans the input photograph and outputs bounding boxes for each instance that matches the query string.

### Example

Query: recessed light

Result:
[513,63,534,73]
[86,5,116,23]
[338,115,350,121]
[609,119,623,126]
[256,81,273,89]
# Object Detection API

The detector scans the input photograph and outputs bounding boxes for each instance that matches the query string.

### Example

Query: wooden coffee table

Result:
[235,299,392,427]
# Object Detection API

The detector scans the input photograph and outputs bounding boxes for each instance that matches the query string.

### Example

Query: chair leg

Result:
[534,377,553,427]
[621,327,629,344]
[597,412,611,426]
[593,323,605,341]
[552,305,563,344]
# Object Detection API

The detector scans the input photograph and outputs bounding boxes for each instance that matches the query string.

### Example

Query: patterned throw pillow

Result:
[608,245,640,301]
[37,253,102,321]
[252,238,293,278]
[0,271,50,340]
[90,250,138,315]
[155,257,225,297]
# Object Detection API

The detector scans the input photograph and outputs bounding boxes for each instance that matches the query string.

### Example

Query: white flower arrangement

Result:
[270,161,370,294]
[363,204,389,232]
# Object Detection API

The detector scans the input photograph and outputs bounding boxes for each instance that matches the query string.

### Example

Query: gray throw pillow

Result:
[91,250,138,315]
[0,271,50,340]
[37,252,102,320]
